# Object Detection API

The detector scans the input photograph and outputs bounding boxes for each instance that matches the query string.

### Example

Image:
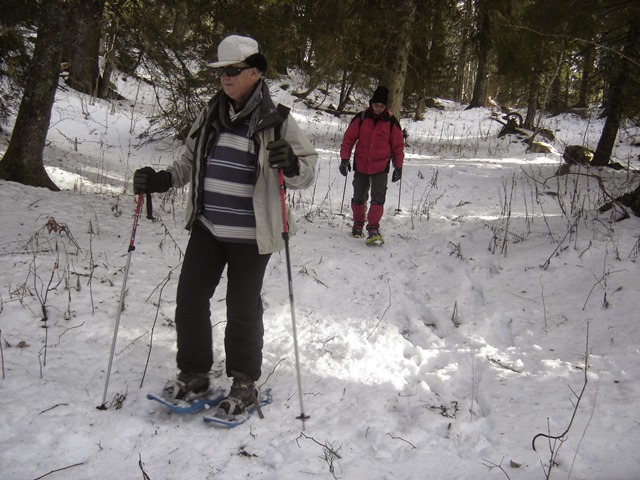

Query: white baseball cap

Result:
[208,35,260,68]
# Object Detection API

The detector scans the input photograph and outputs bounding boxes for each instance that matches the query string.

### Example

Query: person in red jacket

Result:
[339,86,404,244]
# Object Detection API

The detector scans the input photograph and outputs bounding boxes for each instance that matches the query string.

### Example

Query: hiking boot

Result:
[162,371,210,402]
[217,377,259,416]
[351,227,364,238]
[352,222,365,238]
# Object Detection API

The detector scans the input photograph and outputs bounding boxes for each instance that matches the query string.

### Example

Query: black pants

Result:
[174,224,271,381]
[352,170,388,205]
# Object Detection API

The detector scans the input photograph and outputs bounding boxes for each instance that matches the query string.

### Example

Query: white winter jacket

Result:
[167,83,317,254]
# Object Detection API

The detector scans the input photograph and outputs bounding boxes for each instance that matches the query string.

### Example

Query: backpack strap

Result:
[390,115,401,134]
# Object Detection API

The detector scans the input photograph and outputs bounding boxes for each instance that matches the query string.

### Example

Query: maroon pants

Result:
[351,170,388,231]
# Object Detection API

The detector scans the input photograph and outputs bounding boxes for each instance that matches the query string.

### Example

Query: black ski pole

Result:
[339,173,348,216]
[97,192,146,410]
[278,169,309,429]
[395,175,403,214]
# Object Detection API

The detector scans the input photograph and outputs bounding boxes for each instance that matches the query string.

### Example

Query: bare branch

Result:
[532,323,591,479]
[32,462,85,480]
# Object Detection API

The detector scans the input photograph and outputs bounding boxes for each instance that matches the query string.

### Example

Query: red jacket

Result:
[340,107,404,175]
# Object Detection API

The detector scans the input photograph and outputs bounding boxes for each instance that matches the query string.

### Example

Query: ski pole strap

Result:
[146,192,154,220]
[128,192,144,252]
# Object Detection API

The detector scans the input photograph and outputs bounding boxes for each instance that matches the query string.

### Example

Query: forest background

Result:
[0,0,639,198]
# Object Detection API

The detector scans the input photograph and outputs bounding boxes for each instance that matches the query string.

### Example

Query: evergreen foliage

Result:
[0,0,638,190]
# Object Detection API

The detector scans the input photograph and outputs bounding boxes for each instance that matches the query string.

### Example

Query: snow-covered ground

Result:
[1,72,639,480]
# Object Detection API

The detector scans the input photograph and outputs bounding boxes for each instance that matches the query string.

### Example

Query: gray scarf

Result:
[218,80,264,138]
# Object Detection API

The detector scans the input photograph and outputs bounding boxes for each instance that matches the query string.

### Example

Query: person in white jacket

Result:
[133,35,317,415]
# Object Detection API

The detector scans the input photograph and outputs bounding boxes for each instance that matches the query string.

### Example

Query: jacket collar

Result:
[204,81,281,136]
[366,106,391,121]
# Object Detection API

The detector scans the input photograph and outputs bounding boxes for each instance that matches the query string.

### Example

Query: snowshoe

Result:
[365,230,384,246]
[147,386,225,414]
[204,388,273,428]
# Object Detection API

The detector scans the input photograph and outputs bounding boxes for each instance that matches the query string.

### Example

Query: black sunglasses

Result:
[218,66,253,77]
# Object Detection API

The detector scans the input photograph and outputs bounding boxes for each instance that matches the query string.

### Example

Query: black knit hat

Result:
[370,86,389,105]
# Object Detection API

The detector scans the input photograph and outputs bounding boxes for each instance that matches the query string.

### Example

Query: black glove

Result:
[339,159,351,177]
[133,167,172,194]
[267,139,300,177]
[392,168,402,183]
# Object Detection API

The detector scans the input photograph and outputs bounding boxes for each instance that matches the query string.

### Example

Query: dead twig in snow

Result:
[38,403,69,415]
[367,280,391,339]
[482,457,513,479]
[540,216,579,270]
[138,454,151,480]
[140,267,178,388]
[259,357,285,390]
[532,323,591,479]
[582,253,623,311]
[296,432,342,479]
[387,432,416,449]
[32,462,85,480]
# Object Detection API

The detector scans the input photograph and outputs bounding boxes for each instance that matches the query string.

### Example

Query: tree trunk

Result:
[412,0,447,119]
[523,72,539,130]
[382,0,415,117]
[337,69,356,112]
[467,0,492,108]
[456,49,472,104]
[575,45,594,108]
[547,71,564,114]
[97,14,118,99]
[592,101,621,167]
[592,12,637,166]
[66,0,105,96]
[414,96,425,121]
[455,0,475,103]
[0,0,76,190]
[523,47,544,130]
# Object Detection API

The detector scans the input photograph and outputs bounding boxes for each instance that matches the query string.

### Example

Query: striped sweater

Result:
[201,124,257,243]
